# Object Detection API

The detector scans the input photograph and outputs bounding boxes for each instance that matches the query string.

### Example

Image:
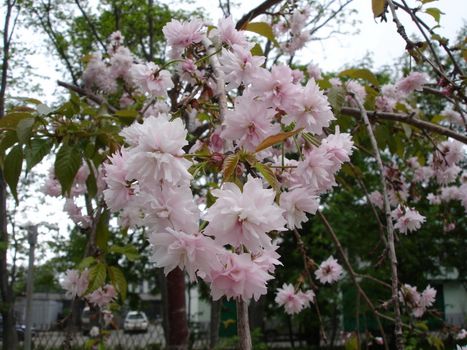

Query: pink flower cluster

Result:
[61,269,117,308]
[273,5,312,54]
[391,206,426,234]
[275,283,315,315]
[399,284,437,318]
[97,18,357,303]
[42,163,105,229]
[375,72,429,112]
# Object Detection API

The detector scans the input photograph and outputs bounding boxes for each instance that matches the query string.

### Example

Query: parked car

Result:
[123,311,149,333]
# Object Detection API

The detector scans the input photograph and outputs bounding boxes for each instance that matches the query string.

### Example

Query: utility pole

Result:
[24,225,38,350]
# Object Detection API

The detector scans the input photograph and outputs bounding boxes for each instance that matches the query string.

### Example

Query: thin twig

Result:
[292,228,327,344]
[74,0,107,53]
[348,162,387,247]
[317,211,389,350]
[351,96,403,350]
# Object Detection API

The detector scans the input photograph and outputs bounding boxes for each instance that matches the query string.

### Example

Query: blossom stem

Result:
[352,96,404,350]
[201,38,228,121]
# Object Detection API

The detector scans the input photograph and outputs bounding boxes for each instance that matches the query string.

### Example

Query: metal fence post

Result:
[24,225,38,350]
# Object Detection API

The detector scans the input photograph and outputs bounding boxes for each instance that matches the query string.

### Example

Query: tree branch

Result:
[341,107,467,144]
[235,0,283,30]
[351,97,403,350]
[57,80,117,113]
[74,0,107,53]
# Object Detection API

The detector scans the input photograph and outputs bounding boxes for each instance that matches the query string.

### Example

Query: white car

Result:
[123,311,149,333]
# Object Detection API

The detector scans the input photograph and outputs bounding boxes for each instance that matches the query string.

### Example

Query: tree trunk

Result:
[0,173,17,350]
[209,299,221,349]
[236,299,252,350]
[166,268,188,350]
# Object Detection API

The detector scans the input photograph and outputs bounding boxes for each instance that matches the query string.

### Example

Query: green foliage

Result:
[339,68,380,88]
[244,22,279,47]
[4,144,23,202]
[54,143,82,196]
[87,262,107,294]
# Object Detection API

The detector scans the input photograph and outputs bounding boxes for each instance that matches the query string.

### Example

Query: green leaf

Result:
[255,129,303,153]
[54,144,82,196]
[254,163,280,191]
[96,210,110,252]
[0,241,8,252]
[425,7,443,23]
[401,123,412,139]
[431,114,444,123]
[372,0,387,17]
[36,104,53,116]
[87,262,107,293]
[0,130,18,156]
[339,68,380,87]
[108,266,127,301]
[327,86,346,116]
[85,338,99,350]
[250,43,264,56]
[24,138,53,172]
[115,109,139,118]
[4,145,23,202]
[0,112,33,129]
[222,153,240,181]
[302,132,321,147]
[78,256,96,269]
[85,159,98,198]
[14,97,42,105]
[109,244,140,261]
[244,22,279,47]
[345,334,359,350]
[16,118,35,145]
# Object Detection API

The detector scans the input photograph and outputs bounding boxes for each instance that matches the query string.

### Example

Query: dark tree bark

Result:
[166,268,188,350]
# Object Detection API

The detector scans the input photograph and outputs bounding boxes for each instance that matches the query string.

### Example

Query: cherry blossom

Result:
[282,79,335,134]
[148,228,222,280]
[61,269,89,298]
[122,116,192,186]
[130,62,173,97]
[221,96,279,151]
[391,206,426,234]
[280,187,319,229]
[207,252,273,301]
[87,284,117,308]
[275,283,315,315]
[204,176,286,252]
[219,45,265,90]
[162,19,205,56]
[315,256,344,284]
[396,71,429,95]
